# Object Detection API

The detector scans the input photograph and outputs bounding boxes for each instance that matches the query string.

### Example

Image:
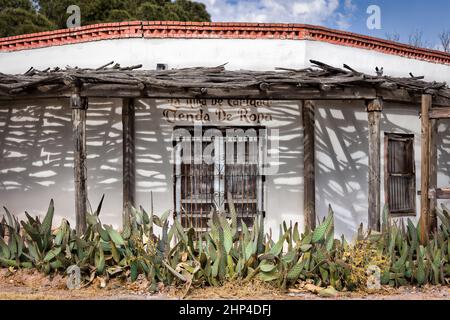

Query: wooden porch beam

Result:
[420,188,450,199]
[122,98,136,227]
[367,98,383,232]
[420,94,432,244]
[71,90,88,235]
[2,86,450,107]
[429,107,450,119]
[303,100,316,231]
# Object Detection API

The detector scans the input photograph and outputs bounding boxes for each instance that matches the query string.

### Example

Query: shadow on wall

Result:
[135,99,171,214]
[0,98,123,227]
[315,101,450,239]
[0,98,305,231]
[437,121,450,186]
[435,119,450,210]
[86,99,123,227]
[6,98,444,237]
[380,105,450,224]
[0,99,74,223]
[134,99,305,235]
[262,101,304,232]
[315,100,369,240]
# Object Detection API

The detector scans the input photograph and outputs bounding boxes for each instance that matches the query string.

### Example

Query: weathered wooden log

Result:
[96,61,115,71]
[303,100,316,231]
[367,98,383,232]
[429,107,450,119]
[420,94,432,244]
[122,98,136,227]
[0,61,448,103]
[71,90,88,235]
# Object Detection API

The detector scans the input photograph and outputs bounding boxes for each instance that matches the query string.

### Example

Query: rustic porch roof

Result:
[0,60,449,106]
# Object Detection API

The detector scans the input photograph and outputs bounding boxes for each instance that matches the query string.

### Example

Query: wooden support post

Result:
[420,94,432,244]
[122,98,136,227]
[303,100,316,231]
[71,91,88,235]
[367,98,383,232]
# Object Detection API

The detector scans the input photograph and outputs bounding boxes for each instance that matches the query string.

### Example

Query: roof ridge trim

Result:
[0,21,449,65]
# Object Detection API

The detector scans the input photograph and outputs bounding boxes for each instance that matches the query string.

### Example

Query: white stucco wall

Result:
[0,99,123,227]
[1,37,450,236]
[134,99,304,235]
[85,99,123,227]
[0,99,74,224]
[314,100,369,239]
[315,100,450,238]
[2,97,450,237]
[0,98,305,234]
[0,38,307,74]
[304,41,450,82]
[1,38,449,82]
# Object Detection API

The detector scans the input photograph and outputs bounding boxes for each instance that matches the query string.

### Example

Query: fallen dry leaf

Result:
[304,283,323,294]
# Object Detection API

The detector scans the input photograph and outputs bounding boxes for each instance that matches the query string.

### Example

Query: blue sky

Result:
[197,0,450,49]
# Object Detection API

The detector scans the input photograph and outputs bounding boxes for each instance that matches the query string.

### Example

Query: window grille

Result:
[173,126,265,231]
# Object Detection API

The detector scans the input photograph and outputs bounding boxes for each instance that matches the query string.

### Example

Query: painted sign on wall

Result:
[160,99,274,124]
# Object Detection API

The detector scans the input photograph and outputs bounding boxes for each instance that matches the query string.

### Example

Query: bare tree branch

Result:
[409,29,424,47]
[385,32,400,42]
[439,30,450,53]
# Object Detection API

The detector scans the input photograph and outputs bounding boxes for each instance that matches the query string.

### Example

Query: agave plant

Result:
[0,206,30,268]
[0,196,449,292]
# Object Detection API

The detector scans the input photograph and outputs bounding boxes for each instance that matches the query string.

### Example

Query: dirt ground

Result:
[0,268,448,300]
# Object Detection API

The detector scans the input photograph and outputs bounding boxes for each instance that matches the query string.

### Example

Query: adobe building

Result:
[0,22,449,240]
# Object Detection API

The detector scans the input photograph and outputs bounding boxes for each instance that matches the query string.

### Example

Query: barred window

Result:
[173,126,265,231]
[384,133,416,216]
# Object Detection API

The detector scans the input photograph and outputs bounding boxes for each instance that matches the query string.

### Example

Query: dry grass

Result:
[0,268,448,300]
[167,279,285,300]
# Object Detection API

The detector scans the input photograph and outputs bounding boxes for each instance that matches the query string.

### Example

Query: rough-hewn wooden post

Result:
[122,98,136,227]
[71,90,88,235]
[420,94,432,244]
[367,98,383,232]
[303,100,316,231]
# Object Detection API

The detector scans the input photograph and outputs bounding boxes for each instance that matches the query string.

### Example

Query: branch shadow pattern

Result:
[315,100,369,239]
[0,99,74,222]
[134,99,304,235]
[0,99,124,227]
[3,99,447,237]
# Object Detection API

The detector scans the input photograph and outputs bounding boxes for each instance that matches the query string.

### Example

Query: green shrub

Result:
[1,194,449,292]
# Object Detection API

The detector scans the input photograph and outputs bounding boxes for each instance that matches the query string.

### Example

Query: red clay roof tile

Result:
[0,21,448,65]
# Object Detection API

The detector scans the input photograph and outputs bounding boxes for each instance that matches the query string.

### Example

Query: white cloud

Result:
[197,0,356,29]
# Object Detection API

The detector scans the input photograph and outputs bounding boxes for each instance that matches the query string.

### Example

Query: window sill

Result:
[389,212,417,218]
